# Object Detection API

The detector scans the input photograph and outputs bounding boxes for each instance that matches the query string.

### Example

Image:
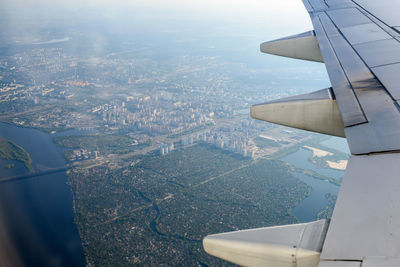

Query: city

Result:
[0,5,347,266]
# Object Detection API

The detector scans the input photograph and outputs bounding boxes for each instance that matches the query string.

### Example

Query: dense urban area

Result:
[0,21,349,265]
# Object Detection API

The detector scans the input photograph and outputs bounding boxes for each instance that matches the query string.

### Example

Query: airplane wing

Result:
[203,0,400,266]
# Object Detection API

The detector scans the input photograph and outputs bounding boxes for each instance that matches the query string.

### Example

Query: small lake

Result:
[0,122,85,266]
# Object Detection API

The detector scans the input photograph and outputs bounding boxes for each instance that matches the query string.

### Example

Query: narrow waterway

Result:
[290,172,339,222]
[0,122,85,266]
[281,137,346,222]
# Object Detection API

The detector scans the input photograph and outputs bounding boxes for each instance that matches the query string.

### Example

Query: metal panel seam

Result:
[315,13,368,123]
[350,1,400,42]
[324,11,400,103]
[302,0,314,12]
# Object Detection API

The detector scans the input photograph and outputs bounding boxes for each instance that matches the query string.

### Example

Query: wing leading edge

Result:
[203,0,400,266]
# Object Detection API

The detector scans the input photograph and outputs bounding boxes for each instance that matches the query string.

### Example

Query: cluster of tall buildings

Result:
[71,149,99,161]
[180,131,254,158]
[93,96,215,134]
[159,143,175,156]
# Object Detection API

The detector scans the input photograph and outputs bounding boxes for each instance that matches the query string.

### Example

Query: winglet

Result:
[260,31,323,63]
[203,219,328,267]
[251,88,345,137]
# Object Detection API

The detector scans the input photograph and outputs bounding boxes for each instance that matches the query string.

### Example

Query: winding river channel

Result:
[0,120,349,264]
[281,137,348,222]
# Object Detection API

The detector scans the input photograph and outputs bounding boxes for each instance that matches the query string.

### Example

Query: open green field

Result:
[54,134,150,155]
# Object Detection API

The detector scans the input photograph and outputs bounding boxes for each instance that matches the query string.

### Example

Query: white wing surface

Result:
[203,1,400,266]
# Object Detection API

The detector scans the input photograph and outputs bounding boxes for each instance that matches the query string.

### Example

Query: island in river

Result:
[0,137,33,173]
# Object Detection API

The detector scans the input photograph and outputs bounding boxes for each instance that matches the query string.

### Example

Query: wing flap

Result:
[325,8,370,28]
[318,262,360,267]
[321,154,400,260]
[372,63,400,100]
[311,14,367,127]
[305,0,400,155]
[352,0,400,27]
[362,257,400,267]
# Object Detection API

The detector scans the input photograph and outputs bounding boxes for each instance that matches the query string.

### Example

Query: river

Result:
[281,137,348,222]
[281,147,344,181]
[0,122,85,267]
[320,136,350,153]
[0,120,347,264]
[289,172,339,222]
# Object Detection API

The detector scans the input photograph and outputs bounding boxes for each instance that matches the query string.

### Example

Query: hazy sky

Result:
[0,0,312,37]
[0,0,328,90]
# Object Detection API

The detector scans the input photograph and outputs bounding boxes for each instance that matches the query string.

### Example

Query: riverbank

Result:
[0,122,85,266]
[0,137,33,173]
[281,136,348,222]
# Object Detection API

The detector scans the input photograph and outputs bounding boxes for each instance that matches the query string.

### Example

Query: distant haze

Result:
[0,0,312,37]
